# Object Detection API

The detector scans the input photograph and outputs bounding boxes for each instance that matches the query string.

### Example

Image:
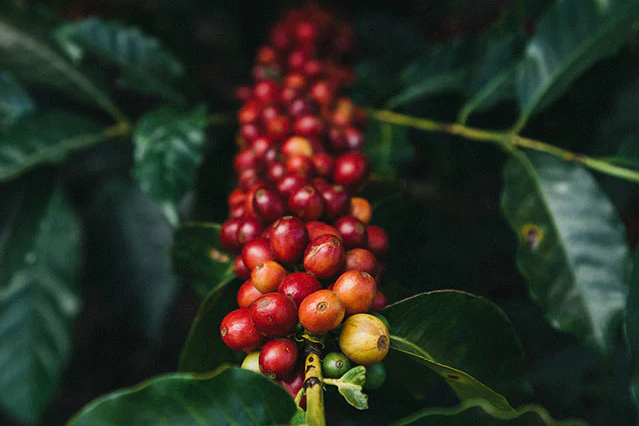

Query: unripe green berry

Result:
[364,362,386,390]
[322,352,351,378]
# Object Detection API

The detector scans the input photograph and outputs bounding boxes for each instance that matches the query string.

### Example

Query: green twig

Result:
[369,109,639,184]
[304,342,326,426]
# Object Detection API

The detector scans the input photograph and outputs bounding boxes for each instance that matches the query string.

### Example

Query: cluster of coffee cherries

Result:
[218,3,390,403]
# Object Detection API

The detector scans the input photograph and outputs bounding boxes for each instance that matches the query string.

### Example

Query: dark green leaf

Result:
[0,184,81,424]
[625,248,639,413]
[365,120,413,178]
[55,18,186,104]
[382,291,526,411]
[66,366,296,426]
[0,72,35,126]
[388,39,475,109]
[85,179,179,341]
[178,285,238,373]
[514,0,639,131]
[458,32,525,123]
[0,110,104,182]
[173,222,235,299]
[0,4,121,119]
[501,151,629,356]
[391,398,588,426]
[133,105,208,226]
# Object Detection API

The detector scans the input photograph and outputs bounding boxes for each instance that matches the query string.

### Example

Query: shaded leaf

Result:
[0,72,35,126]
[365,121,412,178]
[0,4,121,119]
[382,290,526,411]
[0,184,81,424]
[56,18,186,104]
[501,151,629,356]
[85,179,179,341]
[178,285,239,373]
[514,0,639,131]
[66,366,296,426]
[625,248,639,412]
[388,39,475,109]
[0,110,104,182]
[133,105,208,226]
[391,398,587,426]
[173,222,235,299]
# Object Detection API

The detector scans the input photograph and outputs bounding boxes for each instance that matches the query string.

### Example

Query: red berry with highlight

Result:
[250,292,298,338]
[259,338,299,380]
[220,308,266,352]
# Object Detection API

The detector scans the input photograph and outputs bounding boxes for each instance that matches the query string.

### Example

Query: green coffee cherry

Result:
[322,352,351,378]
[364,362,386,390]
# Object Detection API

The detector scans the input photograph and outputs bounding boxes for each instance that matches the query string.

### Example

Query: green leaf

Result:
[133,105,208,226]
[391,398,588,426]
[514,0,639,131]
[0,72,35,126]
[458,32,524,123]
[85,179,179,341]
[625,248,639,413]
[365,120,413,178]
[382,290,526,412]
[0,4,122,120]
[0,110,104,182]
[66,366,296,426]
[327,366,369,410]
[501,151,629,356]
[0,184,81,424]
[173,222,235,299]
[388,39,475,109]
[55,18,186,104]
[178,285,238,373]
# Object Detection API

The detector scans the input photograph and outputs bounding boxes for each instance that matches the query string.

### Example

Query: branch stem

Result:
[369,109,639,184]
[303,342,326,426]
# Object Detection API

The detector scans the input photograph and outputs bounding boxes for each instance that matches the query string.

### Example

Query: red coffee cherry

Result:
[343,126,365,151]
[251,135,275,158]
[298,289,345,334]
[277,174,309,198]
[266,115,290,141]
[228,188,246,207]
[242,237,276,270]
[237,279,264,309]
[344,248,378,275]
[251,260,288,293]
[289,97,319,118]
[240,123,262,143]
[237,217,264,245]
[282,136,313,158]
[286,154,315,178]
[370,290,388,312]
[319,185,349,220]
[254,79,279,104]
[267,161,287,182]
[279,364,305,402]
[294,115,325,137]
[270,216,309,264]
[234,148,259,173]
[333,151,370,188]
[250,292,298,338]
[349,197,372,224]
[303,234,345,279]
[334,216,368,249]
[220,218,243,253]
[306,221,343,241]
[253,187,286,223]
[259,338,299,380]
[233,255,251,279]
[332,270,377,314]
[367,225,389,258]
[289,185,325,220]
[220,308,266,352]
[311,153,334,178]
[278,272,322,306]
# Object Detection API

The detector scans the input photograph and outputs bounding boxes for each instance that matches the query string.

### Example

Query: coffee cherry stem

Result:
[303,341,326,426]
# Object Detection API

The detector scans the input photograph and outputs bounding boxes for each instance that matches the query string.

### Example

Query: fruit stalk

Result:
[303,341,326,426]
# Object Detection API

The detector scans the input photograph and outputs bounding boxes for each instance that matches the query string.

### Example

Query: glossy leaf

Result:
[55,18,186,103]
[133,105,208,226]
[0,185,81,424]
[173,222,235,299]
[382,290,526,412]
[178,285,238,373]
[365,120,412,178]
[66,366,296,426]
[502,151,629,356]
[514,0,639,131]
[391,398,587,426]
[0,4,120,119]
[85,179,179,341]
[388,39,475,109]
[625,248,639,412]
[0,72,34,126]
[0,110,104,182]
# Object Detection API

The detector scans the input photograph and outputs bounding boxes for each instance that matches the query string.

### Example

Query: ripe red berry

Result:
[334,216,368,249]
[237,217,264,245]
[367,225,389,258]
[319,185,349,220]
[250,292,298,338]
[267,161,287,182]
[303,234,345,279]
[294,115,325,137]
[349,197,372,224]
[233,255,251,279]
[305,221,343,241]
[270,216,309,264]
[220,218,243,253]
[289,185,325,220]
[259,338,299,380]
[237,279,264,309]
[343,126,365,151]
[298,289,345,334]
[242,237,276,270]
[220,308,266,352]
[370,290,388,312]
[344,248,378,275]
[333,151,370,188]
[286,154,315,178]
[234,148,259,173]
[281,136,313,158]
[332,270,377,314]
[251,260,288,293]
[312,153,333,178]
[278,272,322,306]
[277,174,309,198]
[279,365,305,403]
[288,97,319,118]
[240,123,262,143]
[254,79,279,104]
[253,187,286,223]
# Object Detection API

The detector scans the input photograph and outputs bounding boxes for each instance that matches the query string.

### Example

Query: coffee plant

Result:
[2,0,639,425]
